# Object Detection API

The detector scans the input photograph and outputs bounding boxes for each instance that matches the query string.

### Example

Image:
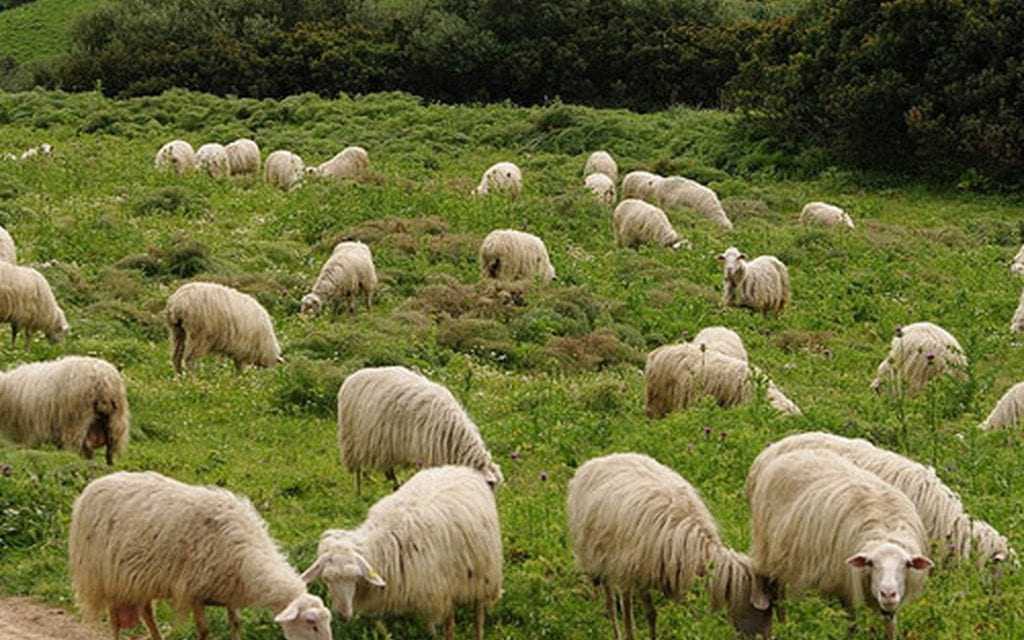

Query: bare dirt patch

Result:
[0,597,103,640]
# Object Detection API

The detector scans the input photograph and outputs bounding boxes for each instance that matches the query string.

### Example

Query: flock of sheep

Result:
[0,140,1020,640]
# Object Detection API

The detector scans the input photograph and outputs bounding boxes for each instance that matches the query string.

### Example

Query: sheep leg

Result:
[108,607,121,640]
[22,328,31,351]
[233,359,244,374]
[227,607,241,640]
[603,585,621,640]
[641,591,656,640]
[171,322,186,374]
[475,603,485,640]
[365,289,373,311]
[10,321,17,348]
[193,605,209,640]
[621,589,635,640]
[386,467,399,490]
[141,602,162,640]
[444,613,455,640]
[355,469,362,496]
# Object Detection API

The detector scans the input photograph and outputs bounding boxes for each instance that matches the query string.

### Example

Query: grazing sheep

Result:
[337,367,503,494]
[225,138,261,175]
[980,381,1024,431]
[301,241,378,315]
[195,143,230,178]
[165,282,283,374]
[750,450,933,640]
[1011,245,1024,276]
[747,431,1014,572]
[584,172,616,206]
[1011,289,1024,333]
[800,202,855,229]
[870,322,967,396]
[690,326,747,362]
[718,246,791,315]
[0,224,15,264]
[314,146,370,180]
[656,177,733,230]
[479,229,556,283]
[621,171,665,202]
[583,151,618,182]
[473,162,522,197]
[70,471,332,640]
[302,466,502,638]
[154,140,196,175]
[568,453,773,640]
[19,143,52,160]
[265,150,305,191]
[0,261,69,348]
[612,199,683,249]
[0,356,129,465]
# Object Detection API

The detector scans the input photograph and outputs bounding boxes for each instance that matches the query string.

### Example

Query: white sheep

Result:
[265,150,305,191]
[568,453,773,640]
[195,143,230,178]
[337,366,502,494]
[870,322,967,396]
[656,177,733,230]
[69,471,332,640]
[583,151,618,182]
[612,199,683,249]
[750,449,933,640]
[314,146,370,180]
[584,172,616,206]
[980,381,1024,431]
[19,143,52,160]
[479,229,556,283]
[0,261,69,348]
[154,140,196,175]
[1011,245,1024,276]
[746,431,1014,572]
[718,246,791,315]
[302,466,502,638]
[225,138,261,176]
[0,224,15,264]
[800,202,855,229]
[620,171,664,203]
[301,241,378,316]
[690,326,748,362]
[1011,289,1024,333]
[473,162,522,197]
[165,282,283,374]
[0,356,129,465]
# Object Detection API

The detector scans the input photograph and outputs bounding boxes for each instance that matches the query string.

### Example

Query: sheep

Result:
[154,140,196,175]
[690,326,747,362]
[69,471,333,640]
[656,177,733,230]
[612,199,683,249]
[300,241,378,315]
[583,151,618,182]
[979,381,1024,431]
[718,246,791,315]
[746,431,1014,572]
[870,322,967,396]
[585,172,617,206]
[195,143,230,178]
[164,282,283,374]
[1011,289,1024,333]
[1011,245,1024,276]
[0,356,129,465]
[265,150,305,191]
[800,202,855,229]
[19,143,52,160]
[225,138,261,175]
[0,261,69,348]
[567,453,773,640]
[644,342,801,419]
[473,162,522,197]
[620,171,664,202]
[302,466,502,639]
[337,366,503,494]
[478,229,556,283]
[313,146,370,180]
[749,450,933,640]
[0,224,15,264]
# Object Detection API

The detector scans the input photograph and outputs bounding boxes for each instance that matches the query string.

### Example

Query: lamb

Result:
[1011,245,1024,276]
[567,453,773,640]
[621,171,665,202]
[225,138,261,175]
[195,143,230,178]
[612,199,683,249]
[0,261,69,348]
[302,466,502,639]
[690,326,747,362]
[69,471,332,640]
[300,241,378,315]
[1011,289,1024,333]
[265,150,305,191]
[154,140,196,175]
[313,146,370,180]
[478,229,556,283]
[656,177,733,230]
[583,151,618,182]
[585,173,617,206]
[473,162,522,197]
[337,366,503,494]
[164,282,283,374]
[746,431,1014,571]
[0,356,129,465]
[979,381,1024,431]
[749,450,934,640]
[0,224,15,263]
[870,322,967,396]
[800,202,855,229]
[718,246,791,315]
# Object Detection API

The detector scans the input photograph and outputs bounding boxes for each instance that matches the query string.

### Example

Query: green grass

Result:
[0,0,89,63]
[0,88,1023,639]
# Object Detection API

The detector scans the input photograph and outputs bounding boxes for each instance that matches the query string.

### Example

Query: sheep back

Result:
[479,229,555,283]
[656,177,733,230]
[583,151,618,182]
[584,172,616,206]
[800,202,854,229]
[981,381,1024,430]
[612,199,680,248]
[317,146,369,179]
[195,143,230,178]
[225,138,261,175]
[691,326,747,362]
[154,140,196,175]
[474,162,522,197]
[265,150,305,191]
[621,171,664,202]
[871,322,967,396]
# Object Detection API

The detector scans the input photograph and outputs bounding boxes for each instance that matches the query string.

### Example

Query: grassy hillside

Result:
[0,0,90,63]
[1,89,1023,639]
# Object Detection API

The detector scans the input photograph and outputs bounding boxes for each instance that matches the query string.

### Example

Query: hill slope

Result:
[0,0,89,63]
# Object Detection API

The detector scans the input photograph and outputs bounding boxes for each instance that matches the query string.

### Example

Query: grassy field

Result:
[0,88,1023,639]
[0,0,88,63]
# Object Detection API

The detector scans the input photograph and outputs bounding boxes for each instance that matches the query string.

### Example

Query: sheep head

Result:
[47,309,70,343]
[847,543,932,614]
[717,246,747,285]
[481,460,504,490]
[300,293,323,316]
[972,520,1017,577]
[274,593,333,640]
[302,534,386,622]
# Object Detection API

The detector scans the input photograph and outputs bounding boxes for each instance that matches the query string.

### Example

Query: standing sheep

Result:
[979,381,1024,431]
[302,466,502,639]
[314,146,370,180]
[195,143,230,178]
[612,199,683,249]
[718,247,791,315]
[225,138,261,176]
[337,366,503,494]
[1011,245,1024,276]
[1011,289,1024,333]
[870,322,967,396]
[656,177,733,230]
[585,173,616,206]
[0,261,69,348]
[0,224,15,263]
[583,151,618,182]
[154,140,196,175]
[473,162,522,197]
[165,282,283,374]
[800,202,855,229]
[19,143,52,160]
[265,150,305,191]
[479,229,556,283]
[621,171,664,203]
[568,453,772,640]
[69,471,333,640]
[750,450,933,640]
[690,326,747,362]
[0,356,129,465]
[300,241,378,315]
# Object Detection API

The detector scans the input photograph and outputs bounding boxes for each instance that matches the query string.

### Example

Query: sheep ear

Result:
[716,254,725,261]
[739,253,747,260]
[846,554,871,568]
[908,556,933,571]
[354,554,386,587]
[274,601,301,623]
[301,555,328,584]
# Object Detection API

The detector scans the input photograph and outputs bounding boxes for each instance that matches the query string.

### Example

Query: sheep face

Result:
[972,520,1017,576]
[273,593,333,640]
[847,543,932,613]
[302,545,386,621]
[47,310,70,343]
[717,247,747,286]
[300,293,323,316]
